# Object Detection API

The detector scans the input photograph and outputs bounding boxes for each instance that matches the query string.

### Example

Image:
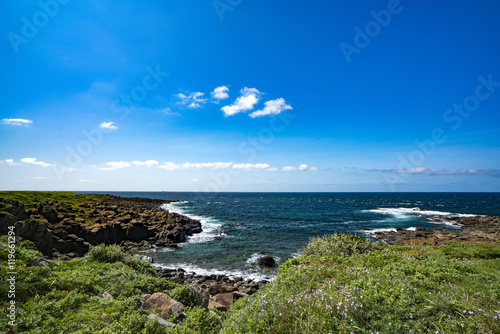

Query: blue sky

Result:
[1,0,499,192]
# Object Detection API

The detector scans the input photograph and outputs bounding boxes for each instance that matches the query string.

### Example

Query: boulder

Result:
[142,292,185,322]
[147,314,175,328]
[213,291,247,309]
[257,256,275,267]
[188,283,210,308]
[208,284,237,296]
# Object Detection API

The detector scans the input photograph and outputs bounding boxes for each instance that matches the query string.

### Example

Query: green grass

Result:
[222,234,500,334]
[0,242,221,333]
[0,191,103,211]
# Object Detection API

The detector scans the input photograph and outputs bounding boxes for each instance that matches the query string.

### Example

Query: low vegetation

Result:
[0,241,221,333]
[222,234,500,333]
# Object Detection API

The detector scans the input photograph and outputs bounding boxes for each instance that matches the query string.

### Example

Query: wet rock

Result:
[257,256,275,267]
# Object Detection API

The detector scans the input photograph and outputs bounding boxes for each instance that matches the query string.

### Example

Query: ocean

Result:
[93,192,500,281]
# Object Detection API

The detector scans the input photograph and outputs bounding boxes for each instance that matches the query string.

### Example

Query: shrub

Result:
[170,285,197,308]
[85,244,156,275]
[173,307,223,334]
[303,232,378,257]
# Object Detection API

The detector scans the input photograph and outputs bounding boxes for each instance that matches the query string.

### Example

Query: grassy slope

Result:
[0,240,222,333]
[222,235,500,333]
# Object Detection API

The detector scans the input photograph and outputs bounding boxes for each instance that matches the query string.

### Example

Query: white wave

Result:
[161,202,225,244]
[427,218,462,228]
[153,262,275,282]
[246,253,281,265]
[406,227,417,231]
[359,227,397,235]
[367,207,479,218]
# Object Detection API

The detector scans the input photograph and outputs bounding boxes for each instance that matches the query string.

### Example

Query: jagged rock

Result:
[16,220,53,257]
[208,284,237,296]
[188,283,210,308]
[142,292,185,322]
[213,291,247,309]
[0,212,17,234]
[208,299,228,311]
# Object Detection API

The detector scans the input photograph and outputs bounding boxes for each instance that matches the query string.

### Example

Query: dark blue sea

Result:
[91,192,500,281]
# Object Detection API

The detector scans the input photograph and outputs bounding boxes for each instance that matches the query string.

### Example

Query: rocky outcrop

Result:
[156,267,269,306]
[371,215,500,245]
[0,195,203,259]
[16,220,54,257]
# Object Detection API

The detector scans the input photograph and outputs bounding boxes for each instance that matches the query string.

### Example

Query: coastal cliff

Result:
[0,192,202,259]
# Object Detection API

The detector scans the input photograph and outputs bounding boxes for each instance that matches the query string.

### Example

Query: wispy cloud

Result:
[158,162,180,170]
[20,157,53,167]
[132,160,159,167]
[95,160,320,172]
[175,92,208,109]
[99,121,118,130]
[182,162,233,170]
[250,98,292,118]
[2,159,19,166]
[222,87,261,117]
[380,167,500,176]
[211,86,230,102]
[1,118,33,126]
[100,161,131,170]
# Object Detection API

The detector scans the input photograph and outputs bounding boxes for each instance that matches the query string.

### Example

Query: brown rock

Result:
[142,292,185,322]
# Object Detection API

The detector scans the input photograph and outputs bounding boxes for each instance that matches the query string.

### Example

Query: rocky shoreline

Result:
[367,214,500,245]
[0,194,202,259]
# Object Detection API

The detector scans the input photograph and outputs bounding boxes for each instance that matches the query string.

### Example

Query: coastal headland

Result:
[0,192,202,259]
[1,191,499,333]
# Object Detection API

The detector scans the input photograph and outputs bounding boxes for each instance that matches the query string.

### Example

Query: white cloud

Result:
[79,179,98,183]
[211,86,230,101]
[193,178,199,182]
[222,87,261,117]
[250,98,292,118]
[158,162,181,170]
[99,121,118,130]
[20,157,53,167]
[1,118,33,126]
[132,160,159,167]
[232,163,272,171]
[181,162,233,170]
[3,159,18,166]
[175,92,208,109]
[100,161,131,170]
[281,164,318,171]
[390,167,500,175]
